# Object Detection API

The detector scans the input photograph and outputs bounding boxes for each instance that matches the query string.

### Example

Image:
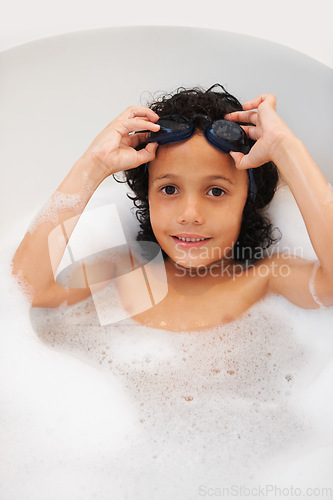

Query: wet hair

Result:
[114,84,281,263]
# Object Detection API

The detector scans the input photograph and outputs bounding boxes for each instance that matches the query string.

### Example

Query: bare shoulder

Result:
[259,253,333,308]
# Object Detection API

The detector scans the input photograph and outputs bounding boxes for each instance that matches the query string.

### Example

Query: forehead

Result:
[148,133,244,183]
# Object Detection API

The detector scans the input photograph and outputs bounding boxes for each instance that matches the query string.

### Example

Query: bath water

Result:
[1,186,333,500]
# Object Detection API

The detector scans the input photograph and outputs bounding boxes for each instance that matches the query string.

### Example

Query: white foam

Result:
[28,191,84,234]
[309,260,328,308]
[27,293,333,497]
[2,189,333,499]
[0,247,141,500]
[29,169,95,235]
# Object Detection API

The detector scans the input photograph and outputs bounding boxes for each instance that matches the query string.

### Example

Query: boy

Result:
[12,85,333,331]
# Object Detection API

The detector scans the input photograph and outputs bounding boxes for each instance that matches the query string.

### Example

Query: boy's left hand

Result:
[225,94,293,170]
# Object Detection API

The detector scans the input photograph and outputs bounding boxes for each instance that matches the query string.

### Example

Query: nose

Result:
[176,194,205,225]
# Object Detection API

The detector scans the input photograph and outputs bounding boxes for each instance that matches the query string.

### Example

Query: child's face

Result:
[148,133,249,270]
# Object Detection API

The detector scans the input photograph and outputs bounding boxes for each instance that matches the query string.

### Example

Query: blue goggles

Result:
[144,115,257,202]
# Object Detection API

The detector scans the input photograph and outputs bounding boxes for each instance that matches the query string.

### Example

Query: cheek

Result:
[148,200,166,234]
[215,203,245,241]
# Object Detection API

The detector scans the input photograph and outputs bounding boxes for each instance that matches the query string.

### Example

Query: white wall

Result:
[1,0,332,69]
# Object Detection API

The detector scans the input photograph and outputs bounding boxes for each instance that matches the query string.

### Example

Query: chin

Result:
[172,256,215,271]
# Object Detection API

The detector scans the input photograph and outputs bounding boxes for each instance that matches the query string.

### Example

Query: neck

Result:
[165,256,237,279]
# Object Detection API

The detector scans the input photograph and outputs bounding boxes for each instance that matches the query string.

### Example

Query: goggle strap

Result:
[248,168,257,202]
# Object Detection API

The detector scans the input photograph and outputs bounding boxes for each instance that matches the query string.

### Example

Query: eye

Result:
[161,185,179,195]
[207,187,226,197]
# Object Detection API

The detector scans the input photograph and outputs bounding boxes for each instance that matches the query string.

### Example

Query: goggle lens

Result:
[212,120,243,142]
[159,116,191,131]
[148,116,194,145]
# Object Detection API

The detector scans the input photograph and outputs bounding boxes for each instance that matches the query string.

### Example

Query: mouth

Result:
[171,235,212,248]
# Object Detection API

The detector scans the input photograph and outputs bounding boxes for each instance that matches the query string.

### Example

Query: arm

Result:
[12,156,107,307]
[226,95,333,308]
[12,106,160,308]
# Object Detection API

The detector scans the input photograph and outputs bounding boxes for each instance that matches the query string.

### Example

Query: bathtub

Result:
[1,27,333,500]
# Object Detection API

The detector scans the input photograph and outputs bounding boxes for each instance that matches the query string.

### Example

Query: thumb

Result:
[230,151,256,171]
[229,151,245,170]
[137,142,158,164]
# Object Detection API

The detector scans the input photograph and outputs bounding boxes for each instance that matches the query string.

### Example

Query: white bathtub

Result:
[1,27,333,500]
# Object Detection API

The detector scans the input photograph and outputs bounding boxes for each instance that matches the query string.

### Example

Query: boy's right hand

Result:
[82,106,160,177]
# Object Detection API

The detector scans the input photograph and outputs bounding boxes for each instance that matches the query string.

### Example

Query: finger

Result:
[240,125,258,141]
[135,142,158,165]
[229,151,244,170]
[116,117,160,136]
[242,94,276,111]
[125,106,160,122]
[126,131,149,148]
[225,110,258,125]
[230,150,259,171]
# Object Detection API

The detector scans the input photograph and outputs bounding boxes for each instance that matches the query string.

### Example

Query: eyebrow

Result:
[152,174,235,185]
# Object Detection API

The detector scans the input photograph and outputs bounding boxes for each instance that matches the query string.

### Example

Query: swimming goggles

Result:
[144,115,257,201]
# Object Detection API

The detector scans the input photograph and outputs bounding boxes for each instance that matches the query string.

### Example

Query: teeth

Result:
[175,237,208,242]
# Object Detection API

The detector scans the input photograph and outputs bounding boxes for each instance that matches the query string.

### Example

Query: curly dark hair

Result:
[114,84,281,263]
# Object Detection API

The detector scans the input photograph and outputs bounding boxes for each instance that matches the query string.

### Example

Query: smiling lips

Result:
[171,234,212,247]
